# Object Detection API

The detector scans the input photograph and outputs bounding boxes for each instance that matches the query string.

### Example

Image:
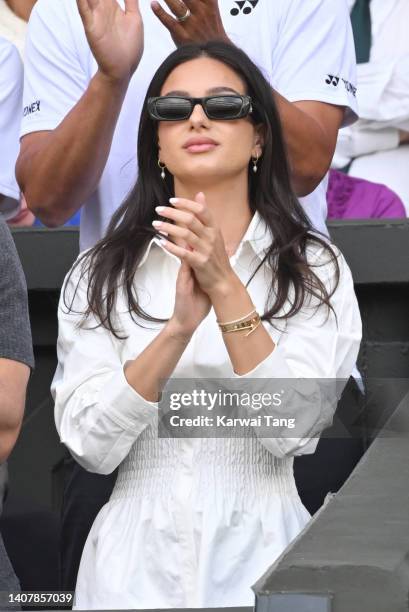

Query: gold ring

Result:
[176,7,191,22]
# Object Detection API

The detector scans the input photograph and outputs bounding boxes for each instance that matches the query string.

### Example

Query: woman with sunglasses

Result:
[52,41,361,610]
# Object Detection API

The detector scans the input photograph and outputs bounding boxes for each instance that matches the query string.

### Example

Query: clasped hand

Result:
[153,192,237,298]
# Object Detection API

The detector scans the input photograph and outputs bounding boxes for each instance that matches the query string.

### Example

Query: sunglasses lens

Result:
[149,95,251,121]
[205,96,245,119]
[154,97,191,120]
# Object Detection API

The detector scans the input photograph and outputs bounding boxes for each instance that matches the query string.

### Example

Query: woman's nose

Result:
[189,103,210,126]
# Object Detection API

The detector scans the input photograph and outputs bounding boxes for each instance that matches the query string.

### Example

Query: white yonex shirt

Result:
[21,0,358,251]
[0,37,23,220]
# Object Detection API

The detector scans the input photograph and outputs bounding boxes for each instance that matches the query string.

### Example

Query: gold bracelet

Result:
[216,308,256,326]
[218,313,261,337]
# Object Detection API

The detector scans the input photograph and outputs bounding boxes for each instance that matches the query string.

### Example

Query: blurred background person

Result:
[0,1,80,226]
[326,169,406,220]
[0,215,34,608]
[0,0,36,58]
[0,36,34,226]
[332,0,409,215]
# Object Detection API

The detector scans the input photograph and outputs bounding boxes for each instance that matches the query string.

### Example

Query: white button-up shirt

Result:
[52,211,361,609]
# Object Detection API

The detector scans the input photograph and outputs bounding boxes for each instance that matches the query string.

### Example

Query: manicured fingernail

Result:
[169,198,178,204]
[159,237,168,245]
[155,206,165,212]
[152,220,162,227]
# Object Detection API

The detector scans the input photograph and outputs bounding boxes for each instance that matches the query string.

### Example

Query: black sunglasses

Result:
[147,94,253,121]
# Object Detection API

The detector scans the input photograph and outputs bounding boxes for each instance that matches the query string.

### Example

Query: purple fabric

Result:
[327,169,406,219]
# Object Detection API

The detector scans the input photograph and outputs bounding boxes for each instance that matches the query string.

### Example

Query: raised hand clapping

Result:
[77,0,144,83]
[151,0,230,47]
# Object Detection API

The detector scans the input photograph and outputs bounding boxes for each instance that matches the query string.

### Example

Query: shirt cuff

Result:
[232,345,293,379]
[350,127,400,157]
[98,366,158,432]
[20,117,61,139]
[284,90,358,128]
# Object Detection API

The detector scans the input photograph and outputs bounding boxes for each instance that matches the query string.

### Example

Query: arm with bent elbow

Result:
[0,359,30,463]
[232,248,362,459]
[334,55,409,165]
[0,220,34,462]
[274,95,344,196]
[16,73,131,227]
[53,257,208,475]
[16,0,144,227]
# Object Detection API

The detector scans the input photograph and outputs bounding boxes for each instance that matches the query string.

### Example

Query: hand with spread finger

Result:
[76,0,144,84]
[150,0,230,47]
[152,192,240,299]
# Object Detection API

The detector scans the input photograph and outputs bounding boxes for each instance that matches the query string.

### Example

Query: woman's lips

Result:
[183,138,218,153]
[186,142,217,153]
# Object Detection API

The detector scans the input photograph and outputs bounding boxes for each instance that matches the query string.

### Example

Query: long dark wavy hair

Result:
[64,41,339,339]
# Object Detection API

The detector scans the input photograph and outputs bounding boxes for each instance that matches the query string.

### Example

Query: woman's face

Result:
[157,57,263,186]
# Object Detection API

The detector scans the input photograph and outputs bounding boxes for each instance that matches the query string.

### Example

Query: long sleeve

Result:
[232,246,362,458]
[51,257,158,475]
[333,55,409,166]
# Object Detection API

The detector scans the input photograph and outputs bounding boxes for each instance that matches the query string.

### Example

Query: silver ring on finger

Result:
[176,7,191,22]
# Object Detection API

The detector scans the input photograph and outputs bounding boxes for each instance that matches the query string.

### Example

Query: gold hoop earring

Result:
[251,153,260,174]
[158,158,166,180]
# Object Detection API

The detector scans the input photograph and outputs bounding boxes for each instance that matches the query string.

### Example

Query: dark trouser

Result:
[59,457,117,593]
[0,463,20,610]
[0,532,21,610]
[294,436,365,514]
[294,377,366,515]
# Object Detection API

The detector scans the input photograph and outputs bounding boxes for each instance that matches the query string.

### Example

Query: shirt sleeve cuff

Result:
[232,345,293,379]
[98,366,158,432]
[20,117,62,139]
[284,90,358,128]
[350,127,400,157]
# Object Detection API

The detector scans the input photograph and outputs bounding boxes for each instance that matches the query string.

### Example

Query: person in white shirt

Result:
[16,0,358,251]
[0,36,35,226]
[0,0,36,58]
[0,37,21,218]
[52,42,361,610]
[333,0,409,214]
[17,0,358,591]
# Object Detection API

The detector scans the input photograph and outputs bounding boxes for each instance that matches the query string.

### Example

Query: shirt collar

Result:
[136,235,171,269]
[136,210,272,270]
[238,210,273,260]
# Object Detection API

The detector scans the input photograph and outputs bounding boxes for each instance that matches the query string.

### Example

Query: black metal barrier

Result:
[254,390,409,612]
[2,220,409,611]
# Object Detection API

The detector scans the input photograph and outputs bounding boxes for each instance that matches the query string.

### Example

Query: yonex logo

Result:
[325,75,357,96]
[23,100,41,116]
[342,78,357,97]
[325,75,340,87]
[230,0,259,16]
